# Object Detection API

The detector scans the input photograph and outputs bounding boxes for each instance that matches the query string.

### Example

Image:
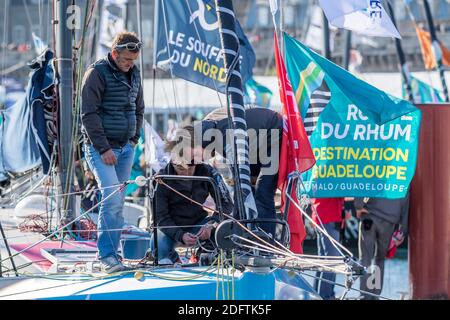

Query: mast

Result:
[342,30,352,71]
[136,0,152,254]
[136,0,144,83]
[322,10,330,60]
[215,0,257,221]
[422,0,449,102]
[150,0,160,265]
[55,0,75,222]
[386,1,414,102]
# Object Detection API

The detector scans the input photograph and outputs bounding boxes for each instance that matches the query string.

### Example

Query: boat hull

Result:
[0,267,320,300]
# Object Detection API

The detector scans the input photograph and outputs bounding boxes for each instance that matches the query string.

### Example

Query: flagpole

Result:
[136,0,144,84]
[279,0,284,59]
[386,1,414,102]
[322,10,331,60]
[342,30,352,71]
[92,0,103,61]
[149,0,161,255]
[135,0,152,242]
[56,0,76,224]
[152,0,159,70]
[422,0,449,102]
[124,1,129,32]
[269,0,279,46]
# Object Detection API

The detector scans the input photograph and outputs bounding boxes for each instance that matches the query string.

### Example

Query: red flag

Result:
[274,32,316,254]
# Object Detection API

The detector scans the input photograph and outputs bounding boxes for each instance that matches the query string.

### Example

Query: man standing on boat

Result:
[195,105,283,238]
[81,32,144,273]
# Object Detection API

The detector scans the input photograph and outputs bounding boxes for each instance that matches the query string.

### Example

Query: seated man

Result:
[151,126,233,263]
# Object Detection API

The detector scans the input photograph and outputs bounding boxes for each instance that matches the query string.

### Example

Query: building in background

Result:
[1,0,449,133]
[2,0,449,77]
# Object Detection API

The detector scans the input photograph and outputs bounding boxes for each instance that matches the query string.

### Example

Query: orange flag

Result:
[415,26,450,69]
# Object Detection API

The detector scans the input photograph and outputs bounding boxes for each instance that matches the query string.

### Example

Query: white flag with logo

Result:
[96,0,128,60]
[144,120,169,172]
[319,0,401,38]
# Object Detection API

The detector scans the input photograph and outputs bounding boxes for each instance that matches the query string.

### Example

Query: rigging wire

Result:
[230,235,350,275]
[0,259,50,274]
[0,222,220,242]
[159,0,182,123]
[21,0,35,32]
[298,270,393,300]
[38,0,42,38]
[184,0,224,108]
[295,175,352,258]
[5,174,356,286]
[154,177,356,274]
[7,176,142,208]
[0,181,129,265]
[70,0,97,198]
[285,192,354,259]
[1,0,9,86]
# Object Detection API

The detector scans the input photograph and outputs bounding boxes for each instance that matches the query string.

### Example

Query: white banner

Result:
[144,120,168,172]
[319,0,401,38]
[96,0,128,60]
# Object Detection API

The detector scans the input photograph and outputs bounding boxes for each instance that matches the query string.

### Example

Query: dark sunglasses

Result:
[114,42,142,51]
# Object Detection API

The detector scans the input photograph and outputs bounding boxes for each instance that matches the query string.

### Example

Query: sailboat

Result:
[0,0,364,300]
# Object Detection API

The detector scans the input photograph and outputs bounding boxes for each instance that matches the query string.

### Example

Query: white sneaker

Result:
[100,255,125,274]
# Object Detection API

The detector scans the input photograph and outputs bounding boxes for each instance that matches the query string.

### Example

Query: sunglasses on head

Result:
[114,42,142,51]
[173,160,196,168]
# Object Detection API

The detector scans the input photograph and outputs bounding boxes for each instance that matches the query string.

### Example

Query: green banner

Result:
[284,32,421,199]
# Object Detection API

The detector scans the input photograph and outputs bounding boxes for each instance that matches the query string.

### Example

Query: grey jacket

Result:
[354,192,410,235]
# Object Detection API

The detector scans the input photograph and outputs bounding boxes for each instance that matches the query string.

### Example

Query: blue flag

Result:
[154,0,255,93]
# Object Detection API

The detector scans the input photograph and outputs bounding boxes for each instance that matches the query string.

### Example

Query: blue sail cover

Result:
[0,50,56,181]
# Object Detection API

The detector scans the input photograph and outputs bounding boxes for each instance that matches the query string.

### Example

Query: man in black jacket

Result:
[152,126,233,263]
[81,31,144,273]
[196,106,282,236]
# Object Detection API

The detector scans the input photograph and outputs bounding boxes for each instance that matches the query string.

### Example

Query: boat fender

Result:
[134,271,144,281]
